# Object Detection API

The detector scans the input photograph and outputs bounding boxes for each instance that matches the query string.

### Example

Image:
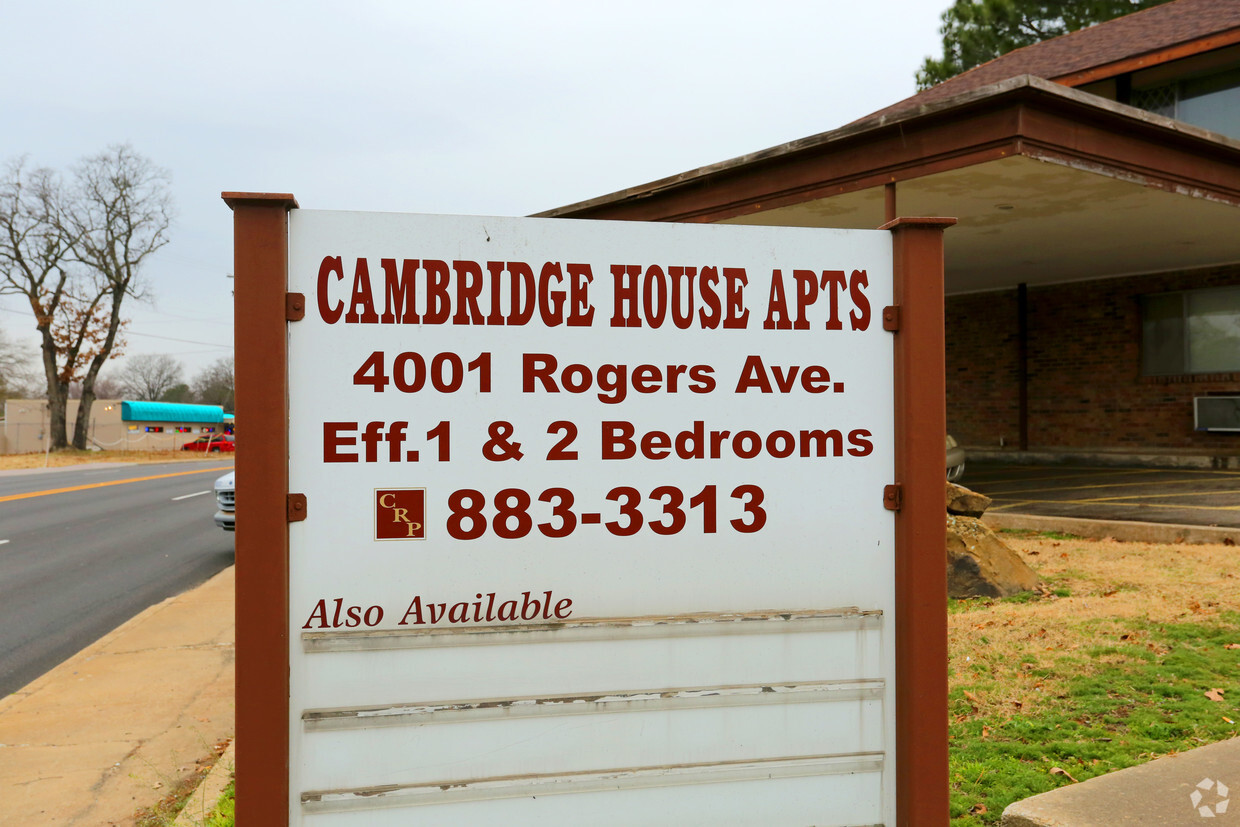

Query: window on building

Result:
[1141,286,1240,375]
[1132,68,1240,139]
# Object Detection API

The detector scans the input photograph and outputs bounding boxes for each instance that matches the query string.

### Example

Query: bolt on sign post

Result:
[224,193,952,827]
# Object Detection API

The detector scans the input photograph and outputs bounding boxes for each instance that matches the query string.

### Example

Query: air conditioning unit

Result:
[1195,396,1240,432]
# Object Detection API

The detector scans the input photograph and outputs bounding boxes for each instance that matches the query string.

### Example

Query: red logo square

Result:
[375,489,426,540]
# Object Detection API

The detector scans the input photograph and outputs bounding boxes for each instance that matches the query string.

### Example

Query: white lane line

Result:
[171,490,212,501]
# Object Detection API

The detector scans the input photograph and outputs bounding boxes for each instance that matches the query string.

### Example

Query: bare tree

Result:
[114,353,184,401]
[0,324,39,404]
[0,145,172,450]
[67,145,173,449]
[0,158,81,447]
[89,372,124,400]
[191,355,234,411]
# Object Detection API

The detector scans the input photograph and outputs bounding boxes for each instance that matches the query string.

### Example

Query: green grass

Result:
[205,780,234,827]
[948,614,1240,824]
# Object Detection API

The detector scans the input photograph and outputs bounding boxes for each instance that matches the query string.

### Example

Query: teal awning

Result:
[121,401,227,424]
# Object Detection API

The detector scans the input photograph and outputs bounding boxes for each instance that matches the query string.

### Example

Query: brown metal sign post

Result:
[224,192,298,826]
[885,216,955,825]
[225,194,952,826]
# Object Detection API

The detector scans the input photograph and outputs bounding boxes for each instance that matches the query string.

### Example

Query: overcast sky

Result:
[0,0,946,384]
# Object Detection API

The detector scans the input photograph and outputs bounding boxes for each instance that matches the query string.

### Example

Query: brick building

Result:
[543,0,1240,465]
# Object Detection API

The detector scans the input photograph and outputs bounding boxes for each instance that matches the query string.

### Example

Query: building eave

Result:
[537,75,1240,224]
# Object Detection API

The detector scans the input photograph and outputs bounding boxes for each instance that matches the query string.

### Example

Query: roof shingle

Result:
[863,0,1240,123]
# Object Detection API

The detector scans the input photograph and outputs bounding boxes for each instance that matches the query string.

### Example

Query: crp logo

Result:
[1191,777,1229,818]
[375,489,426,540]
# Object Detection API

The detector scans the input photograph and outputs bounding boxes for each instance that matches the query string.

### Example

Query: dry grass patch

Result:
[0,449,230,471]
[949,536,1239,720]
[949,533,1240,824]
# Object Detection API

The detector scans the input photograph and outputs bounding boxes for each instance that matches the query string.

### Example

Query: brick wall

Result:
[945,290,1021,446]
[946,264,1240,451]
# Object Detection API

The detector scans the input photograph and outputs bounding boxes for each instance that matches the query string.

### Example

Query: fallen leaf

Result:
[1224,537,1235,546]
[1206,689,1226,702]
[1050,767,1079,783]
[969,804,988,815]
[1225,643,1240,650]
[963,690,980,704]
[982,726,991,739]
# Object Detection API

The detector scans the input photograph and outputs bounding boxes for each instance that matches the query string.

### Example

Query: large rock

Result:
[946,515,1039,598]
[947,482,991,517]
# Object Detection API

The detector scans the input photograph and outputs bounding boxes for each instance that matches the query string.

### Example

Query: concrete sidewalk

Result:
[0,566,235,826]
[1004,736,1240,825]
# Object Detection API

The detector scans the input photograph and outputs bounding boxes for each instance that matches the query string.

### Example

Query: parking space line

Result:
[981,476,1239,498]
[985,501,1041,513]
[967,468,1162,487]
[1071,489,1240,504]
[974,467,1240,488]
[988,498,1240,514]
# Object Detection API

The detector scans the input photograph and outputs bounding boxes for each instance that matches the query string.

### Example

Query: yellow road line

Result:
[0,466,233,504]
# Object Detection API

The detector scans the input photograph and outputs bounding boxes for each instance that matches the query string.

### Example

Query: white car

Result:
[214,471,235,531]
[946,435,966,482]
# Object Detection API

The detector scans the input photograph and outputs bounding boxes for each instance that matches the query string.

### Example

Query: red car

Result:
[181,434,235,452]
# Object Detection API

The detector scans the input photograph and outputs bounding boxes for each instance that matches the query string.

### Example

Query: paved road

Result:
[0,461,235,695]
[963,462,1240,528]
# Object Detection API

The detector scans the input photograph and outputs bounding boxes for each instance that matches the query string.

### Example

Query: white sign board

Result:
[285,211,895,826]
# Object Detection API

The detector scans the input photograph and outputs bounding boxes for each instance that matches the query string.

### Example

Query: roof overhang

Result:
[539,76,1240,294]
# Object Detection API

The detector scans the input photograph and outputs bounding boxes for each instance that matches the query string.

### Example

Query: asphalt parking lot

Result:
[963,462,1240,529]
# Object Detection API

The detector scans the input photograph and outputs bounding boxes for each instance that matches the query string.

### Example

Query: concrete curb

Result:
[174,740,235,827]
[0,574,212,716]
[983,512,1240,545]
[0,566,235,825]
[966,448,1240,470]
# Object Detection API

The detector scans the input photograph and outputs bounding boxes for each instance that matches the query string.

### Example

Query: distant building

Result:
[1,399,234,454]
[543,0,1240,464]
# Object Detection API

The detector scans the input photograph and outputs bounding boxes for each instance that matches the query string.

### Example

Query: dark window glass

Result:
[1142,287,1240,375]
[1131,69,1240,139]
[1141,293,1185,375]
